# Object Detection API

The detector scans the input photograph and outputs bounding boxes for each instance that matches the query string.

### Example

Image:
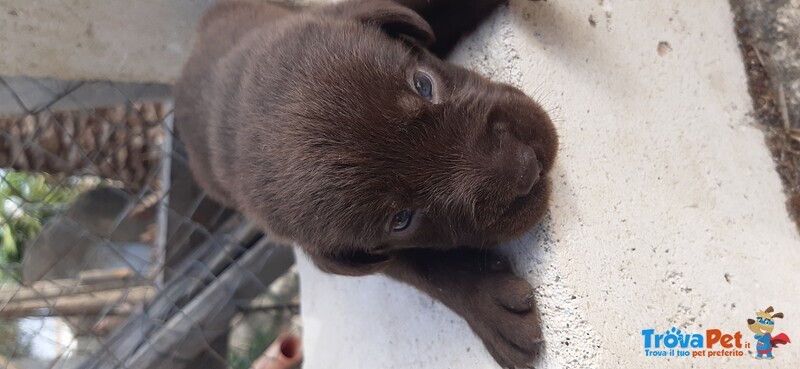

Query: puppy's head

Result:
[237,1,558,275]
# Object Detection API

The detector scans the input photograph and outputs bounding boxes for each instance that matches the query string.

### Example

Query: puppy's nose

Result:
[514,146,541,197]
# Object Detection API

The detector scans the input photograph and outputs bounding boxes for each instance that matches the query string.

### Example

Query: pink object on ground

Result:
[250,333,303,369]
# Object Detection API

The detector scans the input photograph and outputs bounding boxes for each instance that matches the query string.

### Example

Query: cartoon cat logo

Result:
[746,306,791,359]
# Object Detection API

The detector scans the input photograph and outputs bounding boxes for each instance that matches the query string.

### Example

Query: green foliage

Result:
[0,170,79,362]
[228,310,288,369]
[0,169,79,277]
[0,320,31,359]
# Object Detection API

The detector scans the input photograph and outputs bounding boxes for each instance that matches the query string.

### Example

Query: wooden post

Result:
[78,220,294,369]
[0,285,155,318]
[0,267,153,318]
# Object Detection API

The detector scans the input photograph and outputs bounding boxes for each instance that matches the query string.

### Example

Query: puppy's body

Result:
[175,0,290,207]
[175,1,558,367]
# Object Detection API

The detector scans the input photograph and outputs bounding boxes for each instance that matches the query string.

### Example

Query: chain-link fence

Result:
[0,75,300,369]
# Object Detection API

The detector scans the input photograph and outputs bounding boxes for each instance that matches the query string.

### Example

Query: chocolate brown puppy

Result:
[174,0,558,367]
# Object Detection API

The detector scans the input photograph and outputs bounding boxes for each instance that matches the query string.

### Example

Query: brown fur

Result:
[174,0,558,367]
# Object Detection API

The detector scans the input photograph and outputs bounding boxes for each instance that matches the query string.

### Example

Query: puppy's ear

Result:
[308,250,394,277]
[349,0,434,45]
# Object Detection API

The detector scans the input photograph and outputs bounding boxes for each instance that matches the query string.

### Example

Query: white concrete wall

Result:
[298,1,800,368]
[0,0,215,83]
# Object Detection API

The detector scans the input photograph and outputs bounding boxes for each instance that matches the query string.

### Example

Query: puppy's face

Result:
[239,5,557,273]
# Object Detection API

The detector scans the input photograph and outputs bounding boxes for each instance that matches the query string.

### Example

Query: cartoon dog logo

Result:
[746,306,791,359]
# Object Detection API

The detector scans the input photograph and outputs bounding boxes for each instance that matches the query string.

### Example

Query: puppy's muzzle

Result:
[514,145,542,197]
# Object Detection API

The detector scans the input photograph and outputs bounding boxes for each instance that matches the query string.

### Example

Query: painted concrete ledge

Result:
[0,0,215,84]
[297,1,800,368]
[0,0,324,84]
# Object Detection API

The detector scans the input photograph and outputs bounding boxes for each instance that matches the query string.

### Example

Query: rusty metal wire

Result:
[0,76,298,369]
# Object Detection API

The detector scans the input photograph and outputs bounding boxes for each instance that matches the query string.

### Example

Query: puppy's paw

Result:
[468,274,543,369]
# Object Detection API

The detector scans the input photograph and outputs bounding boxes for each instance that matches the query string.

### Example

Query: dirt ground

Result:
[730,0,800,233]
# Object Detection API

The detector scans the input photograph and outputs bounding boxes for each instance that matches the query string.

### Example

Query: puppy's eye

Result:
[391,210,414,232]
[413,72,433,101]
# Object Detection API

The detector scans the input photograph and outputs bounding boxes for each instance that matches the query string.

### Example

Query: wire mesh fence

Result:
[0,75,300,369]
